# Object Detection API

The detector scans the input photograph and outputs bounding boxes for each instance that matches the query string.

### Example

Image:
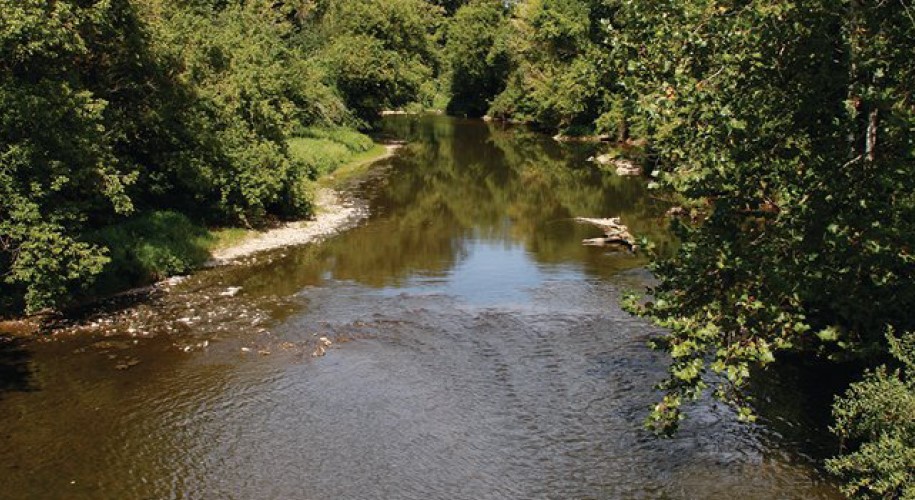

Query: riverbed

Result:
[0,116,840,499]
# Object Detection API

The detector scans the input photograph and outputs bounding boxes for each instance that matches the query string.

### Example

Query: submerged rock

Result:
[220,287,243,297]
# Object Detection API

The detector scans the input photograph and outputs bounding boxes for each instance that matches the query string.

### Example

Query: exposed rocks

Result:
[0,318,42,336]
[666,206,687,218]
[312,336,333,357]
[613,159,642,176]
[553,133,612,143]
[219,287,242,297]
[210,188,370,264]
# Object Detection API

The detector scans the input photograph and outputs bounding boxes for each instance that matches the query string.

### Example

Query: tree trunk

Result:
[865,108,878,162]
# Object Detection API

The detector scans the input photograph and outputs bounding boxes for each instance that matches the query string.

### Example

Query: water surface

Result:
[0,116,840,499]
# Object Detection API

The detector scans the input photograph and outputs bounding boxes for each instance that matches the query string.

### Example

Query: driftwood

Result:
[591,155,642,176]
[575,217,637,251]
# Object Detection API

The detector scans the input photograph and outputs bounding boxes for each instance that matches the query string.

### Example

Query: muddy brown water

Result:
[0,116,841,499]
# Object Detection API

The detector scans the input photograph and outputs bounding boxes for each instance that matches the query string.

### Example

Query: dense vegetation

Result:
[0,0,443,314]
[2,0,913,495]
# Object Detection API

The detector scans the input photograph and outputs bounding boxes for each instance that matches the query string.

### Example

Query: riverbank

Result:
[209,143,402,262]
[209,188,368,263]
[0,142,402,336]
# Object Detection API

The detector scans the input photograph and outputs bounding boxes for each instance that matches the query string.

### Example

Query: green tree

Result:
[143,0,345,224]
[0,0,139,312]
[614,0,915,439]
[314,0,444,124]
[444,0,512,117]
[489,0,611,133]
[0,0,353,313]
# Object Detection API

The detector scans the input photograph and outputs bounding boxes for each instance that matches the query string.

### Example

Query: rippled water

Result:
[0,116,840,499]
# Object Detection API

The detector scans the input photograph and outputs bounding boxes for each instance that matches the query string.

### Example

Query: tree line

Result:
[0,0,447,314]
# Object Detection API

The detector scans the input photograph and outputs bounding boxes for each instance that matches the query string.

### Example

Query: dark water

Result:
[0,116,840,499]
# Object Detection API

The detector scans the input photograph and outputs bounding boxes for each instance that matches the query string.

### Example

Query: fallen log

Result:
[575,217,638,251]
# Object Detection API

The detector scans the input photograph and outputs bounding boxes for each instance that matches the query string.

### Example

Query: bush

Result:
[827,330,915,499]
[88,211,211,295]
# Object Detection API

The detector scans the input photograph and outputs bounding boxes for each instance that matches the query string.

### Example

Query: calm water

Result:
[0,116,840,499]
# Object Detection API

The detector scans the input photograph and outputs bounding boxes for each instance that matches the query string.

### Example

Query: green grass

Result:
[287,137,351,178]
[318,143,388,188]
[298,126,375,152]
[88,211,212,294]
[202,227,252,253]
[287,126,392,188]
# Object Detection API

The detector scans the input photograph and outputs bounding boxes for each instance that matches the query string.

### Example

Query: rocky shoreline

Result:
[209,188,370,264]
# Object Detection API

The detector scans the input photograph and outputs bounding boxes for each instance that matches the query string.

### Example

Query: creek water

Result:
[0,116,841,499]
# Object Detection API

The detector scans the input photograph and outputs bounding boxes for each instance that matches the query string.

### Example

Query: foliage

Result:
[488,0,611,132]
[613,0,915,438]
[0,0,138,313]
[313,0,445,124]
[826,330,915,499]
[142,0,345,224]
[0,0,388,314]
[88,211,211,295]
[443,0,512,117]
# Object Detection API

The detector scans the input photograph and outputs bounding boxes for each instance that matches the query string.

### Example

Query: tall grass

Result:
[288,127,376,178]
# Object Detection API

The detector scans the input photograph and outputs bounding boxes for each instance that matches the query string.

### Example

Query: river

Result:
[0,116,840,499]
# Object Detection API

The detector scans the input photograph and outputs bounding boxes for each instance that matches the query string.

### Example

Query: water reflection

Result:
[0,116,841,499]
[240,115,672,299]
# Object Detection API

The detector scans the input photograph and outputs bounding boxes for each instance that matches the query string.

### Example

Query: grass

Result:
[317,143,388,188]
[201,227,251,253]
[88,211,213,295]
[287,126,379,178]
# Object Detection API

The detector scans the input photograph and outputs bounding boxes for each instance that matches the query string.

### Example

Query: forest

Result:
[2,0,913,497]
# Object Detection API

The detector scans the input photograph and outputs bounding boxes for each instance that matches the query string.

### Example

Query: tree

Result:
[827,330,915,499]
[615,0,915,439]
[314,0,444,124]
[0,0,352,314]
[488,0,611,133]
[0,0,139,312]
[444,0,512,117]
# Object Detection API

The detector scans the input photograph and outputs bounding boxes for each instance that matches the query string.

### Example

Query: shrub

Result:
[88,211,211,295]
[827,330,915,499]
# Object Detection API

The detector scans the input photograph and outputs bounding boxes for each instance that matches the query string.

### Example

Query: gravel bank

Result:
[209,188,369,264]
[209,144,402,263]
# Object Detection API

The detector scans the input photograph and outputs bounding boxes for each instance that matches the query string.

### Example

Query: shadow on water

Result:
[751,354,863,462]
[0,337,34,397]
